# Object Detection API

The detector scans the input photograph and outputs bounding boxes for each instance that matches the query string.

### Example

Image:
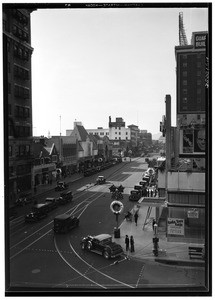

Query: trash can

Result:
[114,227,120,238]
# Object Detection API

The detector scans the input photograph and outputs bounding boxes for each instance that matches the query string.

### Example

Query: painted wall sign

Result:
[167,218,184,235]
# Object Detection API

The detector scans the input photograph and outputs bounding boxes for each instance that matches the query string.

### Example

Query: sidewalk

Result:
[112,206,205,267]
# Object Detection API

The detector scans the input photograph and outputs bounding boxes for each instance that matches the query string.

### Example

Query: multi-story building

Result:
[3,7,35,206]
[157,31,207,243]
[86,127,109,138]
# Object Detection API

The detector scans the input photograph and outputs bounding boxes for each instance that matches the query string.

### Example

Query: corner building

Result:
[3,7,35,206]
[166,31,207,243]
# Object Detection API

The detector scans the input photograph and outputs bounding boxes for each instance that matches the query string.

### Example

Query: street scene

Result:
[4,3,210,297]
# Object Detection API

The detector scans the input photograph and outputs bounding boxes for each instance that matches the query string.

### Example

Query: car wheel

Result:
[87,241,92,251]
[103,250,110,259]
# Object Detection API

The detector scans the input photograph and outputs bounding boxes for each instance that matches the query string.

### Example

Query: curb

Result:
[155,257,205,267]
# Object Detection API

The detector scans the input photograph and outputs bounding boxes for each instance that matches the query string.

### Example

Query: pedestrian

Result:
[147,189,149,197]
[130,235,135,252]
[152,218,156,230]
[125,235,129,251]
[150,189,153,197]
[134,212,139,226]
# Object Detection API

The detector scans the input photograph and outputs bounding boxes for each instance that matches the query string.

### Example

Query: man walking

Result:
[134,212,139,226]
[125,235,129,252]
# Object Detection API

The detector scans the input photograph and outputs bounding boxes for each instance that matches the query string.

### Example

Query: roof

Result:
[94,234,111,241]
[76,125,89,141]
[55,214,75,221]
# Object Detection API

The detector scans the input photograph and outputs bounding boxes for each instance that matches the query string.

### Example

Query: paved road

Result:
[8,158,205,292]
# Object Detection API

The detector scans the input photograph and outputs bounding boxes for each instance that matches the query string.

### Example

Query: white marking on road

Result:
[69,241,135,289]
[54,237,106,289]
[135,264,145,288]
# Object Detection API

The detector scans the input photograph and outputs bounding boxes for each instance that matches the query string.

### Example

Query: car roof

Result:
[55,214,75,221]
[94,234,111,241]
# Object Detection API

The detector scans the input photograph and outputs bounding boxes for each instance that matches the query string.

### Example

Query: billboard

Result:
[193,33,207,49]
[180,128,205,155]
[167,218,184,236]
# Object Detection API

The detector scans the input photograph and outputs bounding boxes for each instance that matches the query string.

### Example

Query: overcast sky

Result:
[31,5,208,137]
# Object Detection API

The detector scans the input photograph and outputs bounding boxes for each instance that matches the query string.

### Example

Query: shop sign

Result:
[167,218,184,235]
[187,210,199,218]
[194,33,207,49]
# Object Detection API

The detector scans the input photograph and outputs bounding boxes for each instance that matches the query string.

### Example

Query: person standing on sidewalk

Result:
[125,235,129,252]
[134,212,139,226]
[130,236,135,252]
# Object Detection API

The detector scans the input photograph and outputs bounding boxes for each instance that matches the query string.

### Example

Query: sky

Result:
[30,4,209,137]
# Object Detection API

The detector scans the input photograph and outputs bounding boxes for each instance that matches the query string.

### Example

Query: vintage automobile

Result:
[58,190,73,205]
[45,197,58,211]
[80,233,124,259]
[129,190,142,201]
[134,185,143,191]
[25,203,48,223]
[96,175,106,185]
[55,181,69,191]
[53,214,79,233]
[139,180,148,187]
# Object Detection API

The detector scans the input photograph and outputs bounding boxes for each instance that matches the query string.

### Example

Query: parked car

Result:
[129,190,142,201]
[58,191,73,205]
[53,214,79,233]
[80,234,124,259]
[45,197,58,211]
[55,181,69,191]
[96,175,106,185]
[139,180,148,187]
[25,203,48,223]
[134,185,143,191]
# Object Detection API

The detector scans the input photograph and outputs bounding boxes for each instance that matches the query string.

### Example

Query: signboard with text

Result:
[167,218,184,236]
[194,33,207,49]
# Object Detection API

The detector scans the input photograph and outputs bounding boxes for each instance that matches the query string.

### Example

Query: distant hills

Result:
[152,133,162,140]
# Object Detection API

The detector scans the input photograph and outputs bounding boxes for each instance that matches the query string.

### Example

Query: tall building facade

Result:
[3,7,35,206]
[158,31,208,243]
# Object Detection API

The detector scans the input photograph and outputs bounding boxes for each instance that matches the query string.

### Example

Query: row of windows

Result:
[12,9,28,26]
[14,64,29,80]
[182,79,202,85]
[12,24,29,42]
[115,132,128,135]
[13,43,30,61]
[9,124,31,137]
[14,84,30,99]
[9,144,31,156]
[15,105,30,118]
[34,156,57,165]
[115,137,128,140]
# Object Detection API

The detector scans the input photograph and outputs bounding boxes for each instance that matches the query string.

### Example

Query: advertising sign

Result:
[180,128,205,155]
[187,210,199,218]
[194,33,207,49]
[167,218,184,235]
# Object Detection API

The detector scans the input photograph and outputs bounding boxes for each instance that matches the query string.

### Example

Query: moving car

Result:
[80,233,124,259]
[96,175,106,185]
[58,190,73,204]
[53,214,79,233]
[129,190,142,201]
[25,203,48,223]
[55,181,69,191]
[45,197,58,211]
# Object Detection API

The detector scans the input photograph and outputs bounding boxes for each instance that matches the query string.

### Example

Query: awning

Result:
[138,197,167,207]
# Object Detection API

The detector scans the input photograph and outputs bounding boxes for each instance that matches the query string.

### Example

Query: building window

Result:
[119,127,121,130]
[197,70,201,76]
[9,145,12,156]
[119,137,121,140]
[182,62,187,68]
[197,79,201,86]
[52,155,57,162]
[126,137,128,140]
[197,62,202,68]
[182,97,187,103]
[183,71,187,77]
[115,137,117,140]
[197,88,201,95]
[100,132,104,135]
[183,89,187,95]
[197,98,201,103]
[126,132,128,135]
[182,54,187,59]
[119,132,121,135]
[115,132,117,135]
[182,80,187,86]
[115,127,117,129]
